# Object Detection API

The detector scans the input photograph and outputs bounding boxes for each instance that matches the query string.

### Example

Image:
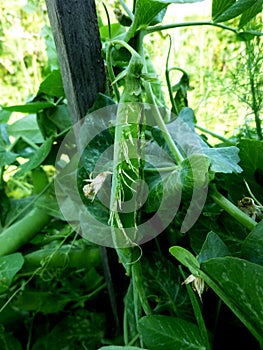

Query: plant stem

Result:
[145,21,240,35]
[120,0,134,20]
[195,125,236,145]
[106,44,120,102]
[165,36,178,115]
[132,260,151,316]
[209,185,256,231]
[180,266,211,350]
[245,40,262,140]
[140,34,184,164]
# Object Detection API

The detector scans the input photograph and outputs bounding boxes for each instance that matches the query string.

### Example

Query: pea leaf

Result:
[201,257,263,344]
[197,231,231,263]
[99,347,147,350]
[213,0,260,23]
[8,114,44,144]
[202,146,242,173]
[0,146,18,166]
[0,109,11,123]
[0,253,24,293]
[169,246,200,275]
[212,0,235,19]
[241,220,263,265]
[239,1,263,28]
[126,0,204,40]
[138,315,206,350]
[237,139,263,198]
[40,25,59,71]
[39,70,65,97]
[3,101,55,113]
[14,138,54,178]
[0,332,22,350]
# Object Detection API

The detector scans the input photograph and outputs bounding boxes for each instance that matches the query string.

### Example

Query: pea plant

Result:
[0,0,263,349]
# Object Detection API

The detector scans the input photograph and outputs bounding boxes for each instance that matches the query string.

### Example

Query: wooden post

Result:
[45,0,105,124]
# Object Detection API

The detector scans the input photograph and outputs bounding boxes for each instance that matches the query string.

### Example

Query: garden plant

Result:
[0,0,263,349]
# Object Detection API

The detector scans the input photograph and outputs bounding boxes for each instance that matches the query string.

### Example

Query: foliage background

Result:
[1,0,259,139]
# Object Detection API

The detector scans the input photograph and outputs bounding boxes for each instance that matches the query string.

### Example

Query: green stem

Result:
[120,0,134,20]
[146,21,241,35]
[245,41,262,140]
[209,185,256,231]
[132,260,152,316]
[165,36,178,115]
[180,266,211,350]
[0,207,51,257]
[144,82,184,164]
[195,125,236,145]
[140,36,184,164]
[106,44,120,102]
[144,166,177,173]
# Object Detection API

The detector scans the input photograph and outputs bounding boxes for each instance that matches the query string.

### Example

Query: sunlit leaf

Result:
[39,70,65,97]
[213,0,261,23]
[8,114,44,144]
[14,138,53,178]
[212,0,235,19]
[239,0,263,28]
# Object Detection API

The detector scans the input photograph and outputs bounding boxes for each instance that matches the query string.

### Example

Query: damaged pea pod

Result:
[109,48,145,261]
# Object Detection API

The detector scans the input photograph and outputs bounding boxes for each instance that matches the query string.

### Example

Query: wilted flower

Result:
[83,171,111,201]
[182,274,206,301]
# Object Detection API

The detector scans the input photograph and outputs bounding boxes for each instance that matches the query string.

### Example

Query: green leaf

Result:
[145,168,182,212]
[127,0,204,39]
[202,146,242,173]
[198,231,231,263]
[138,315,206,350]
[38,70,65,97]
[100,23,126,41]
[0,253,24,293]
[212,0,235,19]
[40,25,59,70]
[0,332,22,350]
[14,138,53,178]
[98,347,147,350]
[8,114,44,144]
[213,0,260,23]
[142,254,193,320]
[181,154,211,191]
[241,220,263,265]
[47,105,72,132]
[14,291,67,314]
[169,246,200,275]
[0,146,18,166]
[239,0,263,28]
[3,101,55,113]
[201,257,263,344]
[0,123,10,146]
[238,139,263,198]
[31,310,105,348]
[0,109,11,123]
